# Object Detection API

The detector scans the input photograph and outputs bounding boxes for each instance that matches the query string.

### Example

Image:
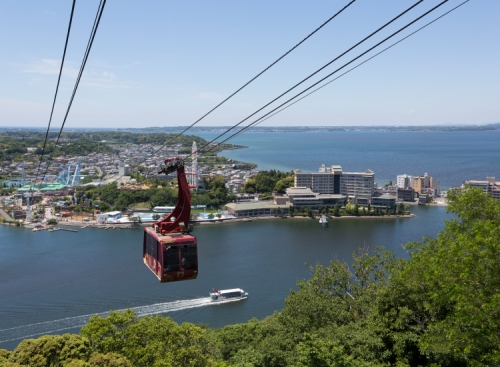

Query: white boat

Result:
[210,288,248,302]
[319,215,328,227]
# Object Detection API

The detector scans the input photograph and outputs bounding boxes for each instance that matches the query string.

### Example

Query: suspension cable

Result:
[231,0,471,136]
[40,0,107,185]
[131,0,424,173]
[34,0,77,184]
[189,0,451,160]
[133,1,357,169]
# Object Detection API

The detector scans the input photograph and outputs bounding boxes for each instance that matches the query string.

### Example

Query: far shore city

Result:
[1,126,499,229]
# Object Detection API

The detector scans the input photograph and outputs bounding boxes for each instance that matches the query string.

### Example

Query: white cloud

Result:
[22,59,137,90]
[23,59,78,78]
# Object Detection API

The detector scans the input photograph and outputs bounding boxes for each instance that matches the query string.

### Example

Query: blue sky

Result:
[0,0,498,128]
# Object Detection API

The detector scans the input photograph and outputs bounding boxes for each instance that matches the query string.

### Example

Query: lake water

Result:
[0,205,451,350]
[3,129,496,350]
[195,130,500,188]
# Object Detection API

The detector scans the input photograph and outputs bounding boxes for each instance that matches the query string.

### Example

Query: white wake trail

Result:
[0,296,230,344]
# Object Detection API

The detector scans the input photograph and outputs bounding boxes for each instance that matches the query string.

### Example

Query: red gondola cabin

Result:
[143,227,198,282]
[142,157,198,282]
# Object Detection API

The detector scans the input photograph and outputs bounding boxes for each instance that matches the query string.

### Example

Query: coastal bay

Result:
[0,204,451,350]
[2,130,496,351]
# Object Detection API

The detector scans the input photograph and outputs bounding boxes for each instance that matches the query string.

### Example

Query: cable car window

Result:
[180,245,197,270]
[164,246,180,273]
[157,241,162,268]
[146,234,157,259]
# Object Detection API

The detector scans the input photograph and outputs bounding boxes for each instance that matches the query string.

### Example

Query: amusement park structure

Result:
[55,163,81,187]
[2,163,82,189]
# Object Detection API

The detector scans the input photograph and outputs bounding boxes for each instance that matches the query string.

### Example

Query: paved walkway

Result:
[0,208,14,221]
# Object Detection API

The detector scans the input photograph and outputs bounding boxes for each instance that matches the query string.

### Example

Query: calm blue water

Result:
[3,130,495,350]
[0,205,451,350]
[196,131,500,188]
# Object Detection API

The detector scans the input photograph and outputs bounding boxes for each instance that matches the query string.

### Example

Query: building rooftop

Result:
[286,187,315,196]
[225,201,285,210]
[373,193,397,200]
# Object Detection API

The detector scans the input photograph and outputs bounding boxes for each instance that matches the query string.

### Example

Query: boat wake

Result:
[0,297,240,345]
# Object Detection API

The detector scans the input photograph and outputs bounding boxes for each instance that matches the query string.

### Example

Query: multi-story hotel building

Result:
[294,164,374,204]
[340,171,375,204]
[294,164,342,194]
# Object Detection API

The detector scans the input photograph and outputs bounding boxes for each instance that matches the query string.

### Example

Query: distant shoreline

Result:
[2,124,499,133]
[2,213,416,231]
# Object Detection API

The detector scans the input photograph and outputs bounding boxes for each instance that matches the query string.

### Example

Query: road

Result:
[94,166,103,177]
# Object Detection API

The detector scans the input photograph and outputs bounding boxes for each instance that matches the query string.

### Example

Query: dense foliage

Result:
[0,131,236,160]
[1,187,498,366]
[243,170,294,194]
[81,175,234,212]
[0,134,118,161]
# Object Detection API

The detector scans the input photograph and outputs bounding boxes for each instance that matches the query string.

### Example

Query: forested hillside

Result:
[1,187,498,366]
[0,131,239,161]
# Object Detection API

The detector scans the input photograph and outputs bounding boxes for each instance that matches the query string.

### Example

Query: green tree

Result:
[88,352,131,366]
[206,175,227,191]
[9,334,90,367]
[345,202,352,214]
[274,176,294,194]
[378,186,500,365]
[353,203,359,216]
[99,184,120,205]
[243,179,256,194]
[333,203,340,217]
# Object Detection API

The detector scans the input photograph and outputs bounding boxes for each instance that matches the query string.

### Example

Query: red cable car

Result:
[143,158,198,282]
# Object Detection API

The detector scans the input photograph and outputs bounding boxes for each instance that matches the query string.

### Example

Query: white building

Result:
[340,170,375,204]
[97,211,123,224]
[397,174,414,189]
[118,162,130,176]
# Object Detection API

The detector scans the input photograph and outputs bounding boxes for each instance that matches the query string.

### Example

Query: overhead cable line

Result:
[184,0,433,160]
[154,1,357,153]
[190,0,450,159]
[40,0,107,185]
[235,0,470,133]
[131,0,422,173]
[34,0,76,184]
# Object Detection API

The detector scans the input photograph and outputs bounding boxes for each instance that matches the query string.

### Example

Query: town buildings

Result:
[396,172,440,201]
[466,177,500,200]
